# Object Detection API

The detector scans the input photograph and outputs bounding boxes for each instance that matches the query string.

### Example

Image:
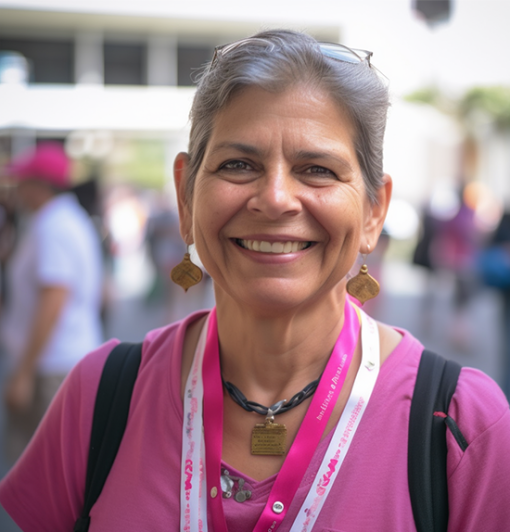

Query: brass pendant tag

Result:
[346,265,380,304]
[251,418,287,456]
[170,253,203,292]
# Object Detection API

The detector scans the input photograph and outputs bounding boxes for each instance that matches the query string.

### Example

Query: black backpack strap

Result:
[73,342,142,532]
[408,349,462,532]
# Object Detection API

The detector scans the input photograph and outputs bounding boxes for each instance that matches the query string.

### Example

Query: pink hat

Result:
[7,142,70,189]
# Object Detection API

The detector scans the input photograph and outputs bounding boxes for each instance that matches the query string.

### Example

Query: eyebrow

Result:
[208,142,263,157]
[293,150,355,173]
[208,143,355,172]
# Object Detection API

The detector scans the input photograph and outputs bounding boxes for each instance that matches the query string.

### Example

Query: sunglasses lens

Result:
[319,44,363,64]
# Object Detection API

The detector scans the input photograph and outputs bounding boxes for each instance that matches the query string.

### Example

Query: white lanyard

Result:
[289,308,380,531]
[181,315,210,532]
[181,307,380,532]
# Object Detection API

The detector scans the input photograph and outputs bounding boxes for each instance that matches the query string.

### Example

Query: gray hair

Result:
[186,29,389,203]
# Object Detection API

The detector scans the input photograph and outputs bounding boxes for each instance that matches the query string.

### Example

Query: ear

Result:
[362,173,392,253]
[173,152,193,245]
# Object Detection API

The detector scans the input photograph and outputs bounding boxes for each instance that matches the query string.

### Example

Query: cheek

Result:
[192,180,242,242]
[311,189,364,238]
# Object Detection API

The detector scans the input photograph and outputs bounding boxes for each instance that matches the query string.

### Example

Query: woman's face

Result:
[175,85,391,313]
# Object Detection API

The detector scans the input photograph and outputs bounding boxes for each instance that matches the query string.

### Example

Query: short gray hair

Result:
[186,29,389,203]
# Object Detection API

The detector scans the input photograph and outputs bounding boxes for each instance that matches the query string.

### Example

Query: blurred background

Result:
[1,1,510,528]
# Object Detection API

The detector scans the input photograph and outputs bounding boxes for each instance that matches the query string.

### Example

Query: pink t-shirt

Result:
[1,310,509,531]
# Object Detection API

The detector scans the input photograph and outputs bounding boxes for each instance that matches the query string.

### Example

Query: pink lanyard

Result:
[202,300,360,532]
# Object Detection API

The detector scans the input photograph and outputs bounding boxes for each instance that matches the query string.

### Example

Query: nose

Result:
[247,167,302,220]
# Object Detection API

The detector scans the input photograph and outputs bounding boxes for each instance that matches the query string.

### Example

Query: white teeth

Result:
[240,239,309,254]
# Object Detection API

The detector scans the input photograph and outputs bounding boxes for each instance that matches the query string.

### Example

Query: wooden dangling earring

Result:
[346,245,380,305]
[170,245,203,292]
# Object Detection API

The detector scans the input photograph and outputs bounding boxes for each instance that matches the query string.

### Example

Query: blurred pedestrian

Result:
[0,142,104,463]
[431,187,481,349]
[414,186,482,349]
[145,198,185,305]
[480,208,510,399]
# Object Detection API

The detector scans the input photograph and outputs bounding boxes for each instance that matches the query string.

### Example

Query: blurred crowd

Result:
[410,181,510,398]
[0,141,210,468]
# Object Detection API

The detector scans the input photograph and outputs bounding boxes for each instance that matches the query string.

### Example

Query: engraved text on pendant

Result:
[251,419,287,456]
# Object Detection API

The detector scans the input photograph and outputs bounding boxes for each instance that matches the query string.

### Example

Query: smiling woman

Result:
[1,29,509,532]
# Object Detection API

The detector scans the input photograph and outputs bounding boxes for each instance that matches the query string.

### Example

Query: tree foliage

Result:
[405,85,510,131]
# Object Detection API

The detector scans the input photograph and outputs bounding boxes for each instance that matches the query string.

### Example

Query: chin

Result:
[228,280,329,317]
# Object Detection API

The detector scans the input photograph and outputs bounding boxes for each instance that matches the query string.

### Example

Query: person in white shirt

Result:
[1,142,104,463]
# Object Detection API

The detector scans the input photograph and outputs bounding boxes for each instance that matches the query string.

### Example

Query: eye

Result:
[220,160,254,172]
[305,165,338,178]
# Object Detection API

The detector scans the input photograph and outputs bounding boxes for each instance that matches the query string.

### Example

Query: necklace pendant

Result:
[251,417,287,456]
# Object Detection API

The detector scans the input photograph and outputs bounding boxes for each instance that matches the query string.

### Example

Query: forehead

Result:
[207,84,357,153]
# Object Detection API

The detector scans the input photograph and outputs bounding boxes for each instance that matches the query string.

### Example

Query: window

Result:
[177,45,213,86]
[0,38,74,83]
[104,42,146,85]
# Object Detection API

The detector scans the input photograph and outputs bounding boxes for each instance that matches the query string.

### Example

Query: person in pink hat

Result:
[0,142,104,463]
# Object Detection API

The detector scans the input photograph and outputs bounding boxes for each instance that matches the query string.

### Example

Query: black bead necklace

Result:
[221,374,321,416]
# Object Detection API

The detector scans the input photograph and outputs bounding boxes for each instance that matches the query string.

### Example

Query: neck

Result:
[214,285,348,406]
[31,190,57,212]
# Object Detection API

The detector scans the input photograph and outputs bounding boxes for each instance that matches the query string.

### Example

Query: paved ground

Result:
[0,263,506,530]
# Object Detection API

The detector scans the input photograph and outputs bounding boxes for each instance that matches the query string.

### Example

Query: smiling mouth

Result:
[235,239,313,253]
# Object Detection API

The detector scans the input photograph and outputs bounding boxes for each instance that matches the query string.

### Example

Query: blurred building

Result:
[0,1,342,194]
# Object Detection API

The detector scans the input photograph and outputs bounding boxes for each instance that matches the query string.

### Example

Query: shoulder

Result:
[377,325,424,380]
[446,368,510,529]
[378,329,509,448]
[138,310,210,405]
[377,321,406,366]
[140,309,210,366]
[36,195,92,237]
[449,366,509,447]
